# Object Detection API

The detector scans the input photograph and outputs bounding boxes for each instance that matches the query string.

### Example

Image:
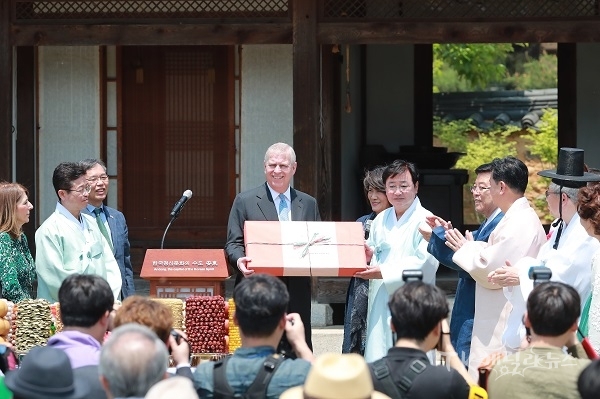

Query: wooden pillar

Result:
[557,43,577,148]
[414,44,433,146]
[292,0,323,213]
[16,47,36,246]
[319,45,340,222]
[0,0,13,180]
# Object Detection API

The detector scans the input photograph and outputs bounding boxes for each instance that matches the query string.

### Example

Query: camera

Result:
[170,329,182,345]
[528,265,552,287]
[402,269,423,283]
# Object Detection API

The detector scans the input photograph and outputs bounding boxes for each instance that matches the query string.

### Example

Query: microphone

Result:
[170,190,193,218]
[364,219,372,239]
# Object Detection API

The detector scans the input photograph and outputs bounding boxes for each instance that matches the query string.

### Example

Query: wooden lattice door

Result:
[121,46,234,252]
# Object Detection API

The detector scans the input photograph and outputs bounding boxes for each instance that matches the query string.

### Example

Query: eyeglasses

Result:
[387,184,413,193]
[545,190,559,198]
[66,184,92,195]
[470,185,491,194]
[86,175,109,183]
[266,163,291,171]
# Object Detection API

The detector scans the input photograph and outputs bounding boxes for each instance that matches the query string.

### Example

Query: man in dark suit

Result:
[81,159,135,299]
[225,142,320,350]
[420,162,503,364]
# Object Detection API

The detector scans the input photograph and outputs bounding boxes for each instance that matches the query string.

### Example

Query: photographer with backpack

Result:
[193,274,314,399]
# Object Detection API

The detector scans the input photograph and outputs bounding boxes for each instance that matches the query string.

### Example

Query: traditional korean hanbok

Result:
[452,197,546,378]
[502,213,599,350]
[364,197,439,362]
[36,202,122,302]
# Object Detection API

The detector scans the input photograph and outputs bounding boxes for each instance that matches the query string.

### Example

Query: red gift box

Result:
[244,221,367,276]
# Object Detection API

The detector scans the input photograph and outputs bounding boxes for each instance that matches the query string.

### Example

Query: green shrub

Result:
[432,117,471,152]
[523,108,558,167]
[456,126,519,183]
[523,108,558,223]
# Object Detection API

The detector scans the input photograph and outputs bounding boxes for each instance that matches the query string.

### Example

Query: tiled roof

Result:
[433,88,557,129]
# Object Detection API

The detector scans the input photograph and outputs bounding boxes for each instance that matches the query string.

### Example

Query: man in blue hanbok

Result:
[421,163,503,364]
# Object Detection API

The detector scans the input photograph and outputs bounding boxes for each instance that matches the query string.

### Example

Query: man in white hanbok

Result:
[490,148,600,350]
[355,160,439,362]
[446,157,546,378]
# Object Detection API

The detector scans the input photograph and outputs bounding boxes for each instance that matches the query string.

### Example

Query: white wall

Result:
[577,43,600,166]
[240,45,293,191]
[38,46,100,221]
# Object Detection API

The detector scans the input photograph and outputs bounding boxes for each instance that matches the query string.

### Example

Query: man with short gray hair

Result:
[80,158,135,299]
[99,324,169,399]
[224,142,321,352]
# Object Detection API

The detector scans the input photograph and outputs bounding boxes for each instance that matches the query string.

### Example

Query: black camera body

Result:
[528,265,552,286]
[402,269,423,283]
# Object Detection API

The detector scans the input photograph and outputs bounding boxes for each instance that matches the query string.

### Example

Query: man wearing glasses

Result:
[35,162,122,302]
[421,162,503,366]
[445,156,546,378]
[80,159,135,299]
[355,159,439,362]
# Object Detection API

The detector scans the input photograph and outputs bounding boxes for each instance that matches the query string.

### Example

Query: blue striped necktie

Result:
[278,194,289,221]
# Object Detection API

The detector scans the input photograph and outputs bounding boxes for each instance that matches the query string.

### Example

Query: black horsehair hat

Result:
[538,147,600,188]
[537,147,600,249]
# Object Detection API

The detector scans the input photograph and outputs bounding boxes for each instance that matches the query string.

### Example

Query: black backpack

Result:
[213,354,285,399]
[371,358,427,399]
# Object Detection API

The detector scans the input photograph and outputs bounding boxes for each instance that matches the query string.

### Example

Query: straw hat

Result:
[145,376,198,399]
[280,353,390,399]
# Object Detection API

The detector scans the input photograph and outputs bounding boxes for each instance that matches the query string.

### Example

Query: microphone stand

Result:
[160,212,180,249]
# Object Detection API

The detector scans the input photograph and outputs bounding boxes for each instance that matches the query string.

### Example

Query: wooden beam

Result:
[414,44,433,146]
[292,0,320,206]
[0,0,12,181]
[12,23,292,46]
[318,20,600,44]
[557,43,577,148]
[14,19,600,47]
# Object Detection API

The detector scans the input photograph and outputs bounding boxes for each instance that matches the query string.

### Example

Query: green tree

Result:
[434,44,515,90]
[505,54,557,90]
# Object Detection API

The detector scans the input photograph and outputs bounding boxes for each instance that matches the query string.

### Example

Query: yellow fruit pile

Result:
[227,298,241,353]
[152,298,185,331]
[0,300,13,344]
